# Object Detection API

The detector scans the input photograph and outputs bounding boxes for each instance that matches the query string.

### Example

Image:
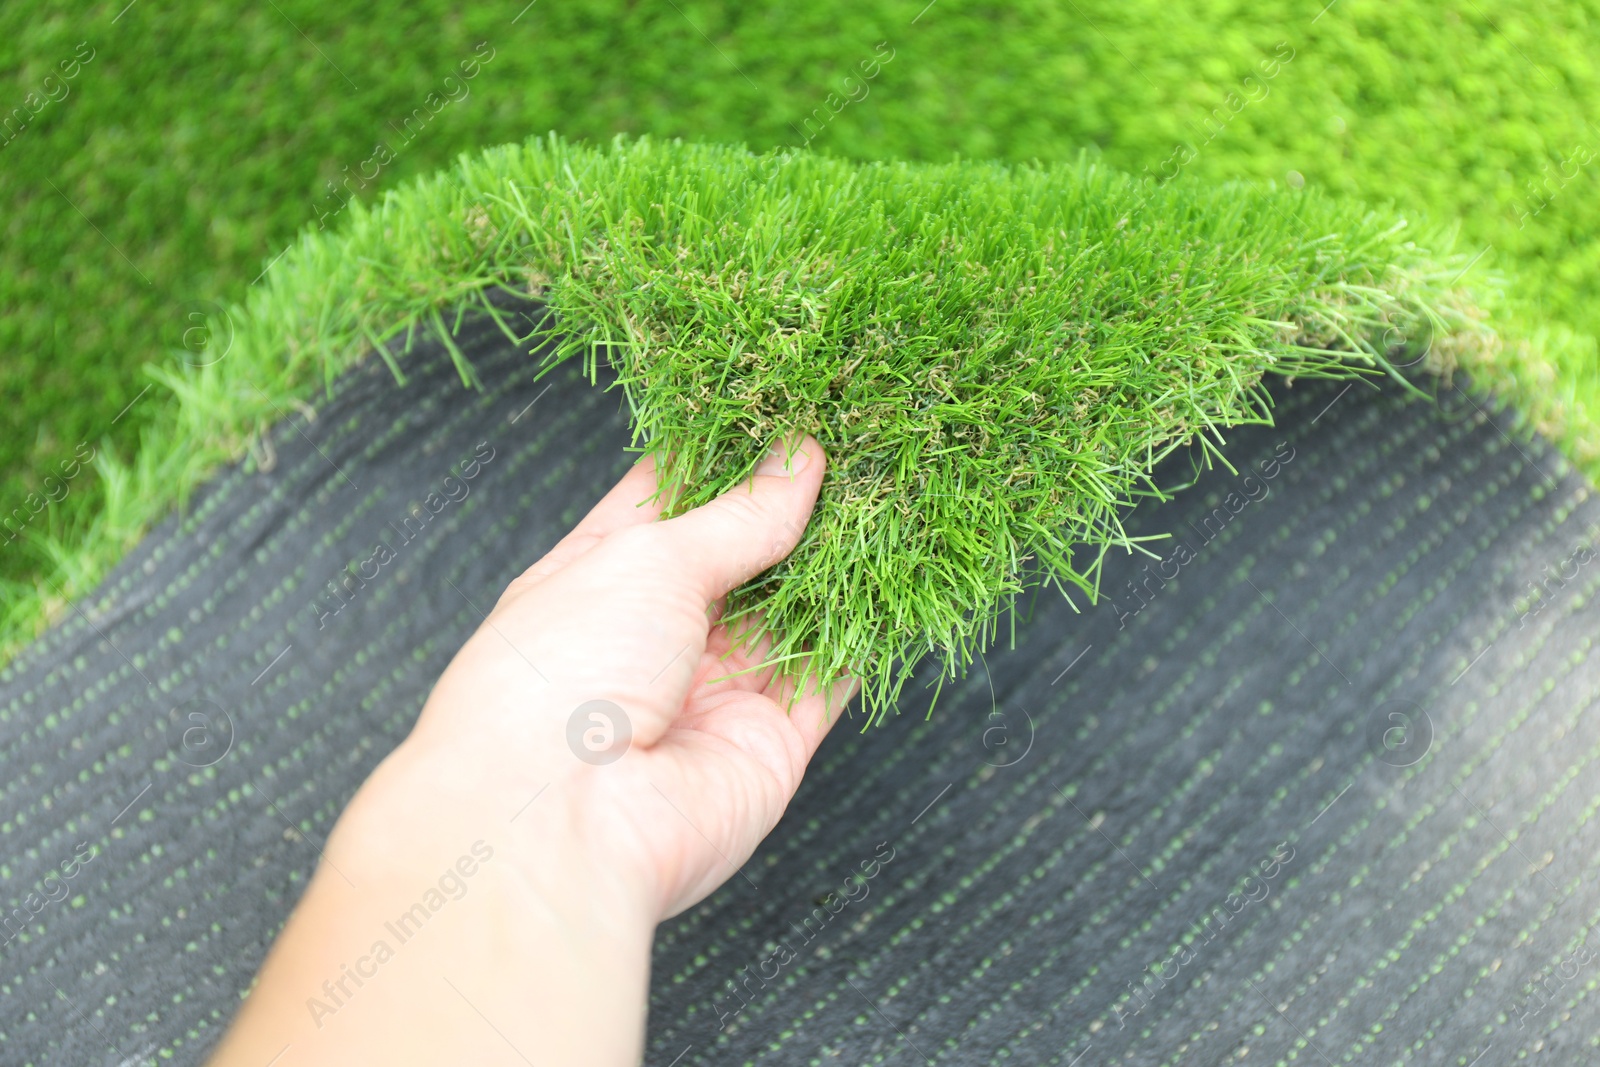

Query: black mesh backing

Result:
[2,305,1596,1066]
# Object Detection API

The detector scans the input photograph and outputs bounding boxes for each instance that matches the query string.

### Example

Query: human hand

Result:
[388,430,849,918]
[208,433,852,1066]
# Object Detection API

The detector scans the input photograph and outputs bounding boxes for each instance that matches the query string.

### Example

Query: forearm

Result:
[207,435,835,1064]
[207,750,655,1066]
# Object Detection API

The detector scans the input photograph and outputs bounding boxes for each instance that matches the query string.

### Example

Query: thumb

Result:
[651,434,826,604]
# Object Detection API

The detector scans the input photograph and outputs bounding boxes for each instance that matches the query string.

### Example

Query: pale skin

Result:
[207,434,850,1066]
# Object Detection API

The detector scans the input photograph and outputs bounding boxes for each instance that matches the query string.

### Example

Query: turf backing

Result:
[3,309,1598,1065]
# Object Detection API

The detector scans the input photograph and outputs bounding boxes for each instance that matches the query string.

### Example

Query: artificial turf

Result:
[3,0,1597,660]
[10,308,1599,1066]
[53,134,1513,718]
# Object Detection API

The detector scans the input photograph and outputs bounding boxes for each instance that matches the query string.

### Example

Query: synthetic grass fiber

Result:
[164,134,1499,719]
[6,0,1599,672]
[2,314,1597,1064]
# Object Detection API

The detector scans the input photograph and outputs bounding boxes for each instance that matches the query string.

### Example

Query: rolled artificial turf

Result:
[5,321,1597,1064]
[11,1,1597,679]
[130,134,1518,722]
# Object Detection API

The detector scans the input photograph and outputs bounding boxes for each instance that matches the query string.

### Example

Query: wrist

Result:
[333,734,661,935]
[209,742,658,1066]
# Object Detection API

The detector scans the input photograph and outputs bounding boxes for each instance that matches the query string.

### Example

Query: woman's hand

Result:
[208,434,851,1067]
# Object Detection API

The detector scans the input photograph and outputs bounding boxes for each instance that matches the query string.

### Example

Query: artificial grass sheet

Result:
[10,0,1599,673]
[5,314,1599,1064]
[155,135,1509,719]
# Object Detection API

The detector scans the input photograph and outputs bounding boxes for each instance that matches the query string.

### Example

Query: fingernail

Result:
[755,435,810,479]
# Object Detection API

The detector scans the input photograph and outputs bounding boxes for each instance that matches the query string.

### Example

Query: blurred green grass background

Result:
[2,0,1596,609]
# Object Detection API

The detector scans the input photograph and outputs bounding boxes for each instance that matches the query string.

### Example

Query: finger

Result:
[646,434,826,605]
[475,434,825,748]
[506,450,671,591]
[695,613,851,722]
[784,669,860,762]
[672,681,857,788]
[679,637,860,781]
[567,451,673,537]
[647,674,859,914]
